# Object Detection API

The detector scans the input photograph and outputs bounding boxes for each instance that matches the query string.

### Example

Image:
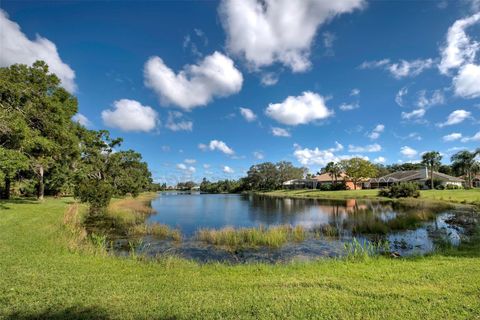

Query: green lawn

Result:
[262,189,480,206]
[1,198,480,319]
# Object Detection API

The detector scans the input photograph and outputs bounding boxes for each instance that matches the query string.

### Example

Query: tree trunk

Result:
[354,180,357,190]
[431,167,434,190]
[4,178,11,200]
[37,165,44,200]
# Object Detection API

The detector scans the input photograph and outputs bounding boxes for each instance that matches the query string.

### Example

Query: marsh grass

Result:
[344,237,390,260]
[197,224,306,250]
[313,224,340,238]
[129,223,182,241]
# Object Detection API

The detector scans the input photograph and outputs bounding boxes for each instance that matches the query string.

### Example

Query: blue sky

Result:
[1,0,479,184]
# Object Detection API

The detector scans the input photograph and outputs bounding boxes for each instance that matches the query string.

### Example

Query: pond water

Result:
[114,192,478,263]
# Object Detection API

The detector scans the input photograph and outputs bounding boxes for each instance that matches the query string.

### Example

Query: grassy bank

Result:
[261,189,480,206]
[1,197,480,319]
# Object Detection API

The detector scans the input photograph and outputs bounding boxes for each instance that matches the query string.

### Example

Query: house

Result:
[312,172,367,190]
[282,172,368,190]
[368,167,464,189]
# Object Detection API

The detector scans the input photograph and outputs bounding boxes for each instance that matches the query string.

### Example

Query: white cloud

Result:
[348,143,381,153]
[439,13,480,74]
[322,31,336,56]
[461,131,480,142]
[271,127,291,137]
[400,146,418,158]
[223,166,234,174]
[401,109,426,120]
[177,163,196,173]
[265,91,333,125]
[219,0,365,72]
[0,9,76,92]
[350,88,360,96]
[437,109,471,127]
[101,99,158,132]
[443,132,463,142]
[203,164,211,169]
[253,151,264,160]
[144,51,243,110]
[416,89,445,108]
[373,156,386,164]
[198,140,234,155]
[368,124,385,140]
[293,142,367,167]
[165,111,193,132]
[260,72,279,86]
[184,159,196,164]
[453,63,480,98]
[339,102,359,111]
[239,107,257,122]
[395,87,408,107]
[72,113,91,127]
[360,58,434,78]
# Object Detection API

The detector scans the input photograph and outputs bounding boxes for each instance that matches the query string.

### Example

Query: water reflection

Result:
[135,193,476,262]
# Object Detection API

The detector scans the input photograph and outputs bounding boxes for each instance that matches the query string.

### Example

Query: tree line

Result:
[0,61,154,213]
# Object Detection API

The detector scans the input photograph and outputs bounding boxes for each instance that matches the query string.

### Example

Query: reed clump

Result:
[196,224,306,249]
[129,223,182,241]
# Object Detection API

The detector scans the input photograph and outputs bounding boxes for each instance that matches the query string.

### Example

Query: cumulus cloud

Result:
[395,87,408,107]
[368,124,385,140]
[165,111,193,132]
[72,113,91,127]
[144,51,243,110]
[293,142,370,167]
[0,9,76,92]
[184,159,196,164]
[373,156,386,164]
[239,107,257,122]
[401,109,426,120]
[400,146,418,158]
[101,99,158,132]
[453,64,480,98]
[176,163,196,173]
[265,91,333,125]
[223,166,234,174]
[439,13,480,74]
[461,131,480,142]
[443,133,463,141]
[198,140,234,155]
[339,102,359,111]
[360,58,434,78]
[271,127,291,137]
[260,72,279,86]
[437,109,471,127]
[253,151,264,160]
[416,89,445,108]
[219,0,365,72]
[348,143,382,153]
[350,88,360,96]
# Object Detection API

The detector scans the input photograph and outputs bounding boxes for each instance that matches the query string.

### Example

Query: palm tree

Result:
[451,149,480,188]
[421,151,442,189]
[325,161,342,186]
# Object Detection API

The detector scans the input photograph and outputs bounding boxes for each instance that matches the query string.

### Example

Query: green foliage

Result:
[344,238,390,260]
[451,149,480,189]
[199,178,244,193]
[378,182,420,198]
[340,158,377,190]
[244,161,306,191]
[422,151,442,190]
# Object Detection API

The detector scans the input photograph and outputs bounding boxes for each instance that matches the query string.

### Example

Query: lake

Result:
[115,192,477,263]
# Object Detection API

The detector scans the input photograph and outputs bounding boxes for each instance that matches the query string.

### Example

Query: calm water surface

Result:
[117,192,477,263]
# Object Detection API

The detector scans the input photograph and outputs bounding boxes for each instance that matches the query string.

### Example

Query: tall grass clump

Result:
[344,237,390,260]
[129,223,182,241]
[63,203,88,251]
[313,224,340,238]
[197,224,306,250]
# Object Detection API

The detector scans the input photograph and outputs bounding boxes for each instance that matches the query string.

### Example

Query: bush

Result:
[318,183,332,191]
[446,184,462,190]
[378,182,420,198]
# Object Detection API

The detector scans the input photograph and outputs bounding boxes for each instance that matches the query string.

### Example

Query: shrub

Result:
[318,184,332,191]
[378,182,420,198]
[446,184,462,190]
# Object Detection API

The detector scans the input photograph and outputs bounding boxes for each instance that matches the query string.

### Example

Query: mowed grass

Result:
[263,188,480,206]
[1,198,480,319]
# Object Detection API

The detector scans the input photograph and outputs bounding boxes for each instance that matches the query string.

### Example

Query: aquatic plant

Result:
[314,224,340,238]
[129,223,182,241]
[344,238,390,260]
[196,224,306,250]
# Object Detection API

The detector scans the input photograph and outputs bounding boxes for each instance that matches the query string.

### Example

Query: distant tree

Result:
[421,151,442,190]
[244,161,305,190]
[451,149,480,188]
[340,158,378,190]
[438,164,453,176]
